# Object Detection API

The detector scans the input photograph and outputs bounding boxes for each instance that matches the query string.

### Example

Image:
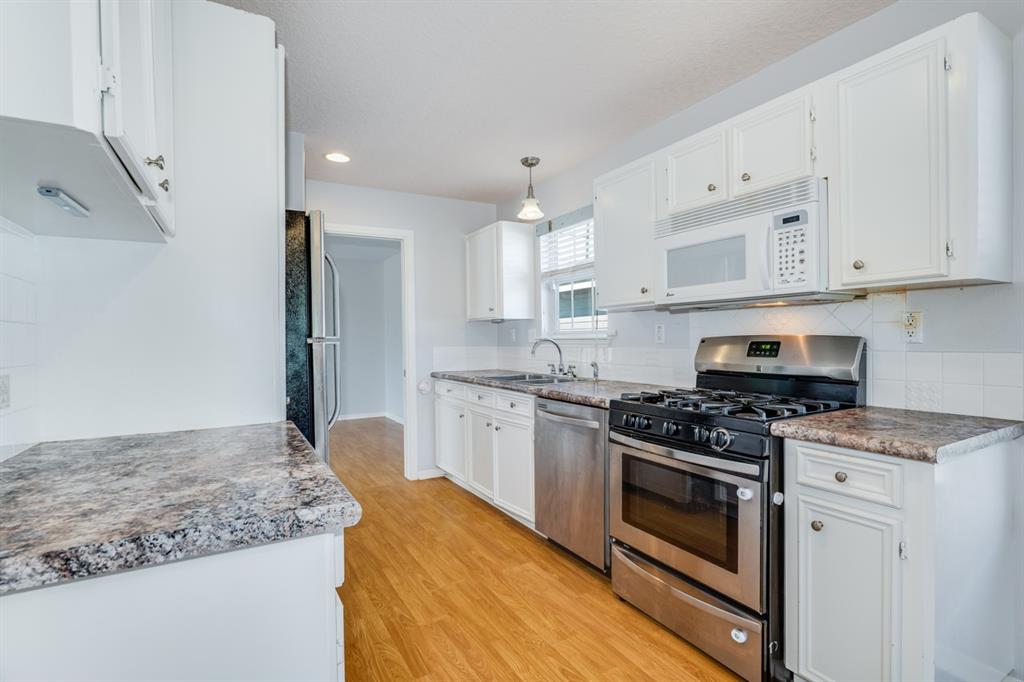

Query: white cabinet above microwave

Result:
[0,0,174,242]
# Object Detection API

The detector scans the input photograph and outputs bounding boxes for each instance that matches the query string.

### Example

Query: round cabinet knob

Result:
[736,487,754,501]
[640,286,649,294]
[730,628,748,644]
[458,413,464,419]
[811,520,824,532]
[485,422,492,428]
[834,471,848,483]
[707,183,717,192]
[509,401,516,409]
[158,179,170,192]
[494,425,502,431]
[852,259,865,270]
[488,306,495,312]
[740,172,751,182]
[708,427,733,451]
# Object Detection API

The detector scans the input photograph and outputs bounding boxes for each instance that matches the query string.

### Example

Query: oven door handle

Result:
[537,409,601,430]
[610,431,760,477]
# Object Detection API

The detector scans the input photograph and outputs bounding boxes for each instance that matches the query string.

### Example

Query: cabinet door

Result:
[467,409,494,497]
[730,91,813,196]
[659,129,728,218]
[594,158,656,309]
[465,225,499,319]
[143,0,174,236]
[100,0,163,201]
[796,494,901,682]
[434,399,466,480]
[831,39,949,287]
[493,419,534,521]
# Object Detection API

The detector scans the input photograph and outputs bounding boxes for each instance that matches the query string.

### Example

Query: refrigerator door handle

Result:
[307,210,330,464]
[325,252,342,429]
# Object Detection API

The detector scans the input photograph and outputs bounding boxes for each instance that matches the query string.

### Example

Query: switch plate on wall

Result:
[903,312,923,343]
[0,374,10,410]
[655,324,666,344]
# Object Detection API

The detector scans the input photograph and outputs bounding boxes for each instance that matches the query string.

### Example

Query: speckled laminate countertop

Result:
[431,370,672,408]
[0,421,361,595]
[770,407,1024,463]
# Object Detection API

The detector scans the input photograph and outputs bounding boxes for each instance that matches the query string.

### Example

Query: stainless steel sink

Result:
[489,373,574,385]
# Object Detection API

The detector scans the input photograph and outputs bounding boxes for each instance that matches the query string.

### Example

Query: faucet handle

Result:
[548,363,557,374]
[567,364,577,377]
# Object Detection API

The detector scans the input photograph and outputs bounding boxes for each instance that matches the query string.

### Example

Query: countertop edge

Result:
[430,371,611,408]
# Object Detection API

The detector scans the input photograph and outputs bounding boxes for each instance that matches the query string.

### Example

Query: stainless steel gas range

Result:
[608,335,866,682]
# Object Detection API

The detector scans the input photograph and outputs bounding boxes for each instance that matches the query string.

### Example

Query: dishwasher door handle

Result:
[537,409,601,430]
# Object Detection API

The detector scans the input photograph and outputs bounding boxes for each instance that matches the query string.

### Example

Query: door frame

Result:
[324,223,418,481]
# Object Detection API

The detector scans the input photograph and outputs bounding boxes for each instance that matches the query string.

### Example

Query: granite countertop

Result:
[431,369,672,409]
[770,407,1024,463]
[0,421,361,595]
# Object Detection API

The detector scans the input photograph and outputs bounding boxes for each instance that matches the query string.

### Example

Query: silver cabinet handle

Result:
[834,471,848,483]
[159,179,170,192]
[494,425,502,431]
[145,155,165,170]
[852,259,865,270]
[740,172,751,182]
[707,183,717,192]
[811,520,824,532]
[665,292,675,297]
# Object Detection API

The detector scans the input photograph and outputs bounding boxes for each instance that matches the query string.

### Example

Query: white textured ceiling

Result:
[217,0,892,203]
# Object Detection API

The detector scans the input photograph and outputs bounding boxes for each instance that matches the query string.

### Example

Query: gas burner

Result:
[616,389,844,423]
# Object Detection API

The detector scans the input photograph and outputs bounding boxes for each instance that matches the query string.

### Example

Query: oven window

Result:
[666,235,746,289]
[621,453,739,573]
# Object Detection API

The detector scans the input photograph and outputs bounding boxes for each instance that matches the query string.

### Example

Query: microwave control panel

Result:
[772,209,810,288]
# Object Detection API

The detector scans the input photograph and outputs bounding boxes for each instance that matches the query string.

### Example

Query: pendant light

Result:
[516,156,544,221]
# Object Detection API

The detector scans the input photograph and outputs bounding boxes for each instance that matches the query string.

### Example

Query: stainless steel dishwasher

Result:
[534,399,609,571]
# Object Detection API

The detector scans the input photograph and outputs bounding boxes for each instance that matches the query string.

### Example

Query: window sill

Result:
[545,331,613,345]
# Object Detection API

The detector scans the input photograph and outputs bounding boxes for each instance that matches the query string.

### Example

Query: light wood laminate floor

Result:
[330,417,737,681]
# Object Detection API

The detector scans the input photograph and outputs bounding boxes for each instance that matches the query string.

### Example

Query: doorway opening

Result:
[324,224,417,480]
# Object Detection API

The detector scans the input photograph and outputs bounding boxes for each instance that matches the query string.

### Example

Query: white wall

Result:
[0,218,40,460]
[305,180,496,474]
[32,1,283,441]
[382,252,404,421]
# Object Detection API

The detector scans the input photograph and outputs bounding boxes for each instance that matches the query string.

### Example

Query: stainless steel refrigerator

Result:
[285,209,341,463]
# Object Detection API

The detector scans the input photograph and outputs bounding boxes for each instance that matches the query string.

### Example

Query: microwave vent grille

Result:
[654,177,821,239]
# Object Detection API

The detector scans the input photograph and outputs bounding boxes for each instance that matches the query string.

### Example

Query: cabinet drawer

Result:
[495,391,533,418]
[434,381,466,400]
[468,388,495,407]
[795,444,903,509]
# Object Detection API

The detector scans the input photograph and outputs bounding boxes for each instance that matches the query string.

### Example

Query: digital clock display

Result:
[747,341,781,358]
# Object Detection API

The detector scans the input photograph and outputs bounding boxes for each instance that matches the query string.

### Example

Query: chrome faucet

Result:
[590,361,599,380]
[531,338,564,375]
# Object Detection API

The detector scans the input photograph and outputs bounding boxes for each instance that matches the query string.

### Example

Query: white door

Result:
[100,0,162,201]
[594,157,657,308]
[797,494,901,682]
[434,398,466,480]
[467,409,494,497]
[465,225,499,319]
[730,91,813,196]
[830,39,949,288]
[655,213,770,304]
[659,129,728,218]
[493,418,534,522]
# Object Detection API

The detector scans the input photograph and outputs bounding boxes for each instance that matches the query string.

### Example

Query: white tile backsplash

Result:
[941,383,984,417]
[982,385,1024,421]
[941,353,983,385]
[0,218,39,460]
[983,353,1024,388]
[872,351,906,381]
[906,381,943,412]
[906,352,942,383]
[872,380,906,409]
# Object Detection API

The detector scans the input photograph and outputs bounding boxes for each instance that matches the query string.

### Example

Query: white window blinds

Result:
[539,219,595,276]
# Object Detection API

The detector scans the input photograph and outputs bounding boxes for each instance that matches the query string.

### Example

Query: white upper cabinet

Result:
[819,13,1011,290]
[730,92,814,196]
[594,156,657,309]
[657,130,728,218]
[0,0,175,242]
[465,221,535,321]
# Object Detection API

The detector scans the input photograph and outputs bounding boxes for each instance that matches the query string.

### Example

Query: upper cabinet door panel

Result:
[594,157,656,309]
[731,92,813,196]
[834,39,949,287]
[465,225,499,319]
[100,0,162,201]
[660,129,728,218]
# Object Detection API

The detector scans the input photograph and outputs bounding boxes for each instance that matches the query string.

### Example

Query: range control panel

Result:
[772,209,810,288]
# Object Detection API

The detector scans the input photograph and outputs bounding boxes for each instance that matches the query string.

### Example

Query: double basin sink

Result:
[489,373,577,386]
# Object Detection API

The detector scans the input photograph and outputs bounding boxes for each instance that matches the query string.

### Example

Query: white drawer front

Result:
[795,444,903,509]
[434,381,466,400]
[495,391,533,418]
[468,388,495,407]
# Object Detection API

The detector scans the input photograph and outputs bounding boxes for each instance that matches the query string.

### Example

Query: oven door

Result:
[610,432,765,612]
[654,212,772,305]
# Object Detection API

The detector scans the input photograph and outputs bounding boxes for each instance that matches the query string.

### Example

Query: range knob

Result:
[663,422,682,437]
[638,417,652,430]
[708,427,734,451]
[693,426,710,442]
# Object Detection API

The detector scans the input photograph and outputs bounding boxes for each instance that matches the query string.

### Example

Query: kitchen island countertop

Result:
[0,421,361,595]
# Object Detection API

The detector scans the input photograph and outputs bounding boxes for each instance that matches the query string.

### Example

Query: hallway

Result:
[329,417,736,681]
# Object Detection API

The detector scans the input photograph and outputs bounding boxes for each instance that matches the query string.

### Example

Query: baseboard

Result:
[336,412,387,421]
[384,414,405,425]
[417,467,446,479]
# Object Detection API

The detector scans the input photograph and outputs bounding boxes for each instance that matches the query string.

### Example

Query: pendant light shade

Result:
[516,156,544,221]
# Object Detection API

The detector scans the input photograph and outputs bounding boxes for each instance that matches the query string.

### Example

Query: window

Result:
[539,218,607,336]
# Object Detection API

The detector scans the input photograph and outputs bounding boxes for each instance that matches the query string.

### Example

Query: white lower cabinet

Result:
[434,397,466,481]
[784,438,1020,682]
[434,381,535,525]
[492,417,534,521]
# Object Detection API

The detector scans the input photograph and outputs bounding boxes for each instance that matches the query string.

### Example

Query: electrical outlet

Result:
[510,327,516,343]
[0,374,10,410]
[902,312,923,343]
[655,324,666,344]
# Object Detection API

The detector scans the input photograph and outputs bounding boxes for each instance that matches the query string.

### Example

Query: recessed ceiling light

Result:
[325,152,351,163]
